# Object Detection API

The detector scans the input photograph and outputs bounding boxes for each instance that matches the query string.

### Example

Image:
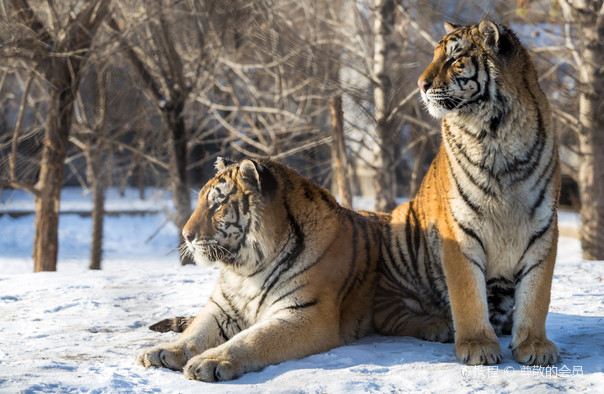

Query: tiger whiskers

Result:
[179,242,194,260]
[182,239,237,264]
[210,244,236,263]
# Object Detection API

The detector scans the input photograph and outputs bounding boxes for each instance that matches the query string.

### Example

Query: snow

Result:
[1,188,603,393]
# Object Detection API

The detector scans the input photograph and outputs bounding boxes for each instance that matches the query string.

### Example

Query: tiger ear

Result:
[238,159,262,194]
[444,22,459,34]
[478,19,500,49]
[215,157,235,173]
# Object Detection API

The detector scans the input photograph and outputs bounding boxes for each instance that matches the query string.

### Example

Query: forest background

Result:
[1,0,603,272]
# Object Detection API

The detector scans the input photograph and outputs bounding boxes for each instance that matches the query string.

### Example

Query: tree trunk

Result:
[165,107,194,265]
[135,135,146,200]
[88,70,108,271]
[330,95,352,208]
[372,0,398,212]
[575,1,604,259]
[89,161,106,270]
[33,63,72,272]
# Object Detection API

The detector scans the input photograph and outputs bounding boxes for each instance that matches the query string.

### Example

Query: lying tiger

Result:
[375,20,560,366]
[137,157,390,381]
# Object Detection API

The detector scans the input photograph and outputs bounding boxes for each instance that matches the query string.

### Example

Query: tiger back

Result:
[374,20,560,367]
[137,157,389,381]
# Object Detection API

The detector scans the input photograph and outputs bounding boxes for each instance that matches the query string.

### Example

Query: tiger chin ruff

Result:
[376,20,560,366]
[137,157,389,381]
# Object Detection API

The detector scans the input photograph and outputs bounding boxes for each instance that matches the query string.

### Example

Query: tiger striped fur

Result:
[375,20,560,366]
[137,157,389,381]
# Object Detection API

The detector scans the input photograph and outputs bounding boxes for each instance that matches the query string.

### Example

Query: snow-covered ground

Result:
[0,188,602,393]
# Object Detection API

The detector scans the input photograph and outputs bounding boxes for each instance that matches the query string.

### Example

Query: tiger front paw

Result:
[511,338,560,366]
[183,354,242,382]
[454,337,502,365]
[136,344,189,371]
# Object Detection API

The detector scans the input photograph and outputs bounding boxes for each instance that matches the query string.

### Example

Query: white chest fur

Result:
[444,113,557,279]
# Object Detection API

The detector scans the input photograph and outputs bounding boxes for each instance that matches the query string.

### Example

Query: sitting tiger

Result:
[137,157,389,381]
[374,20,560,366]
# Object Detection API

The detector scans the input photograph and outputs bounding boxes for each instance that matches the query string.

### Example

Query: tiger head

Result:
[418,20,522,118]
[181,157,280,270]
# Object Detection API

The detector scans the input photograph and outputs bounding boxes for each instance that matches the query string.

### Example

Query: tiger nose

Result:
[418,79,432,92]
[183,231,196,243]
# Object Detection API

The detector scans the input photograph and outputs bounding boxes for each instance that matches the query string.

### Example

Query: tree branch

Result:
[10,70,35,179]
[107,16,164,103]
[8,0,52,44]
[0,178,39,196]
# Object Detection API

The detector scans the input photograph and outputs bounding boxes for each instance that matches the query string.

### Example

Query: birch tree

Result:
[372,0,398,212]
[559,0,604,259]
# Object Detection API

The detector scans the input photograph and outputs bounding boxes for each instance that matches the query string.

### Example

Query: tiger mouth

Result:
[194,239,218,252]
[188,239,235,263]
[424,92,463,110]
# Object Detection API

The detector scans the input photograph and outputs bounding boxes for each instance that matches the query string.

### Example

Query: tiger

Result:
[374,20,561,366]
[136,157,389,381]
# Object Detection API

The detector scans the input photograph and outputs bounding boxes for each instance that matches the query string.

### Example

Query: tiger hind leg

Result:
[375,312,454,343]
[487,277,515,336]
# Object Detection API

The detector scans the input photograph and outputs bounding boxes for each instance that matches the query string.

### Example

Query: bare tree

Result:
[372,0,399,212]
[109,0,213,264]
[72,66,110,270]
[559,0,604,259]
[330,95,352,208]
[199,1,328,160]
[1,0,110,272]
